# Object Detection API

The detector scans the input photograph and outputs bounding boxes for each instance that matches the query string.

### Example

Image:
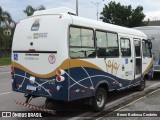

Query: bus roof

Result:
[31,7,146,38]
[33,7,76,16]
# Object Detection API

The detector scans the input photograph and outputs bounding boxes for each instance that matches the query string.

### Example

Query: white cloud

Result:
[145,11,160,21]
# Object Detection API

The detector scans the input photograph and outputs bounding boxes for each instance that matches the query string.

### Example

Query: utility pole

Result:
[96,3,100,21]
[91,0,105,21]
[76,0,78,16]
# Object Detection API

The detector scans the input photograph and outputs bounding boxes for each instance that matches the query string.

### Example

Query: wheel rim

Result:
[96,92,105,108]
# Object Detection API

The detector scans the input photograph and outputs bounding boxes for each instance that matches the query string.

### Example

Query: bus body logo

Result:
[31,19,40,31]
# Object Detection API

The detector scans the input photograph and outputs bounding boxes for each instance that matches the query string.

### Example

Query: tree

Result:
[100,1,146,27]
[23,5,46,16]
[0,6,14,27]
[0,6,15,57]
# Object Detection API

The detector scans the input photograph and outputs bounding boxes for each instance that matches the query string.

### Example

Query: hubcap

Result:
[96,92,105,108]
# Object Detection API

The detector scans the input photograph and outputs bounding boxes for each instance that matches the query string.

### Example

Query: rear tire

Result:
[135,79,146,91]
[92,87,107,112]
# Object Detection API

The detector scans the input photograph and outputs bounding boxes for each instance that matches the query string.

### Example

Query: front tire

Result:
[136,79,146,91]
[92,87,107,112]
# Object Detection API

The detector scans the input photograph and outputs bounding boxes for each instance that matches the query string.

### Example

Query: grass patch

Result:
[0,57,11,66]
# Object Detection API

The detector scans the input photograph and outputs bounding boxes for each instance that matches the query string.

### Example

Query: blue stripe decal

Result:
[12,66,147,101]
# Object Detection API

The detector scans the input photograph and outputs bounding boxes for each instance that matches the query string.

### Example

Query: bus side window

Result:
[142,41,147,57]
[134,40,141,57]
[96,31,119,57]
[142,40,152,58]
[69,26,96,58]
[120,38,131,57]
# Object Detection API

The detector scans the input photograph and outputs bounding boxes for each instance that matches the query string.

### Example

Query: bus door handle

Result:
[130,59,133,63]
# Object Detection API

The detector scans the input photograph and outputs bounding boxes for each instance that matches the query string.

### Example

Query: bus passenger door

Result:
[134,39,142,81]
[120,37,134,88]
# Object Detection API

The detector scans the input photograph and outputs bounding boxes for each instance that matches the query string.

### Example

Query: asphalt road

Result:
[0,66,160,120]
[0,66,46,111]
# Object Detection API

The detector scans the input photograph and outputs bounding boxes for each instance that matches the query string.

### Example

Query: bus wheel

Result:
[136,79,146,91]
[92,87,107,112]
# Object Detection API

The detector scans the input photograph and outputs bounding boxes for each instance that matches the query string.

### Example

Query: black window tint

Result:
[142,42,146,56]
[69,26,95,58]
[134,40,141,57]
[70,48,95,58]
[121,38,131,57]
[96,31,119,57]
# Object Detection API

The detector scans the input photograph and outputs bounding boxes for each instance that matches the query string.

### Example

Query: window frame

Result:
[120,37,131,57]
[95,29,119,58]
[69,25,96,59]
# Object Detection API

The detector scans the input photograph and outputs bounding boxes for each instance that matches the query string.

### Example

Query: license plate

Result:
[26,85,37,91]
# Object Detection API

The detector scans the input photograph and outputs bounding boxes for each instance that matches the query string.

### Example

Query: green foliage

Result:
[23,5,46,16]
[0,27,13,58]
[0,6,14,58]
[0,6,15,27]
[0,56,11,66]
[100,1,146,27]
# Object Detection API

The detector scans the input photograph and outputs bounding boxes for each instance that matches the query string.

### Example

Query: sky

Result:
[1,0,160,22]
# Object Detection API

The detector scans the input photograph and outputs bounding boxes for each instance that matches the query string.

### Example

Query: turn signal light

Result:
[11,66,14,76]
[56,76,65,82]
[56,69,65,75]
[11,71,14,76]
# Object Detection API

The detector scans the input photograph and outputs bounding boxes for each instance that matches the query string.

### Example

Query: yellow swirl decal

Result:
[12,59,103,78]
